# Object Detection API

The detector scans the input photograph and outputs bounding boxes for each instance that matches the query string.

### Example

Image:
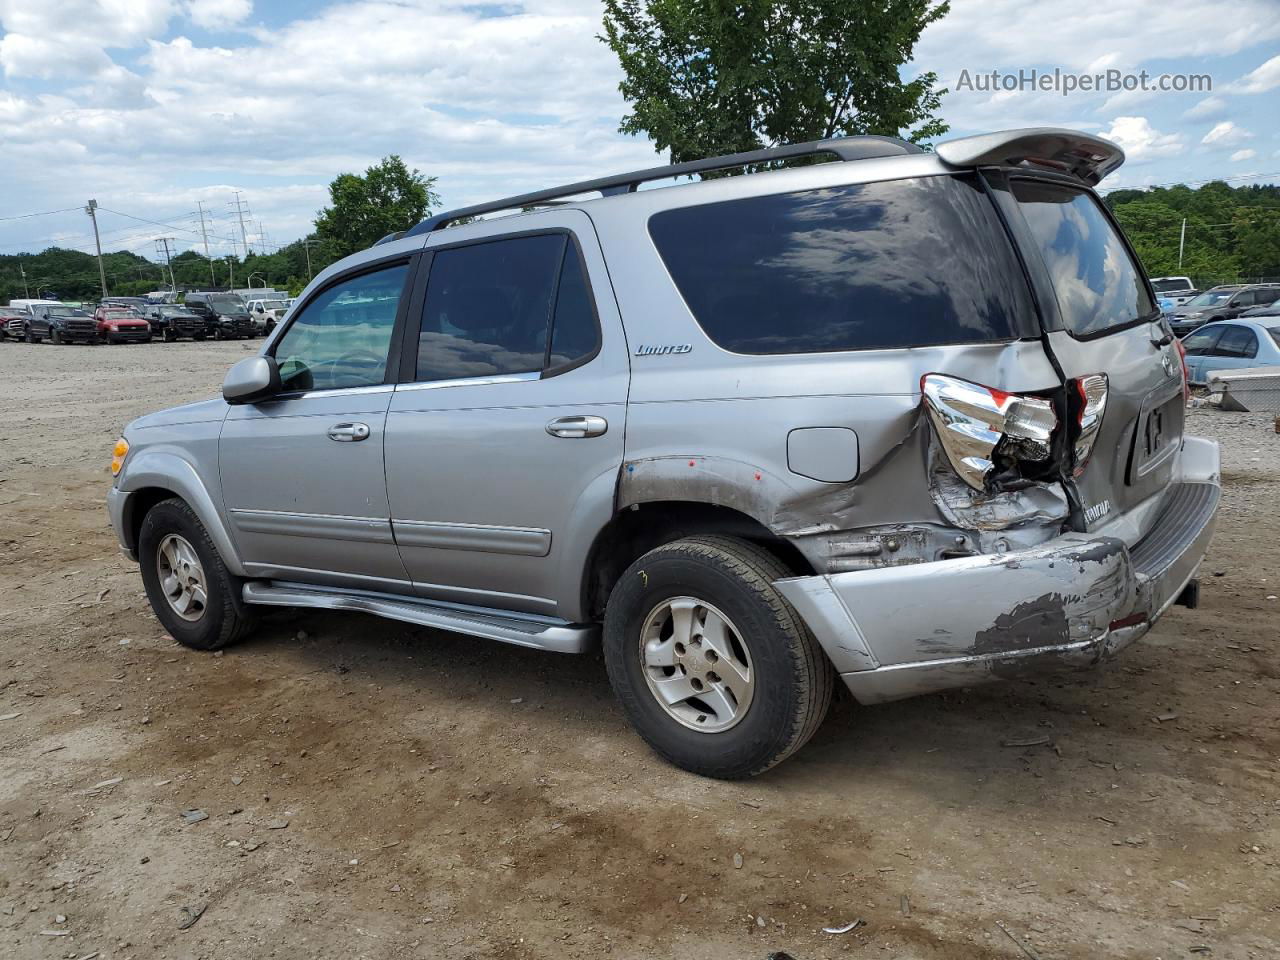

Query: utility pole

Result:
[226,255,235,290]
[1178,218,1187,270]
[230,191,252,256]
[301,238,319,279]
[155,238,177,291]
[85,199,109,298]
[196,201,217,286]
[18,258,29,298]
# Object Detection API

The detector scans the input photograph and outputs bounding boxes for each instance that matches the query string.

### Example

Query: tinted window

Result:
[1013,181,1155,337]
[1151,278,1189,293]
[648,175,1037,355]
[1180,327,1221,356]
[416,234,598,381]
[1269,328,1280,350]
[1214,325,1258,358]
[274,262,408,392]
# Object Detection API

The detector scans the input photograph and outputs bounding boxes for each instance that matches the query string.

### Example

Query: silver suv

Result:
[107,128,1220,778]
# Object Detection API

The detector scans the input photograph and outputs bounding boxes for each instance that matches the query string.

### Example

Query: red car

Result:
[93,306,152,344]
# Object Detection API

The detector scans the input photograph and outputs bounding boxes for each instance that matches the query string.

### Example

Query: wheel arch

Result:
[580,500,813,621]
[118,451,246,576]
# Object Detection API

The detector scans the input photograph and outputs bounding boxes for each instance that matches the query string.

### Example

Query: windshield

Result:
[263,300,286,310]
[1186,291,1233,307]
[209,298,245,313]
[48,306,86,317]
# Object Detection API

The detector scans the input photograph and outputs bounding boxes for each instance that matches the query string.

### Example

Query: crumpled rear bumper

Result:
[774,437,1220,704]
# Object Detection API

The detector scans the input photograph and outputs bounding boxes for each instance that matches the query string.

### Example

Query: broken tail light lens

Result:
[1072,374,1109,477]
[921,374,1057,491]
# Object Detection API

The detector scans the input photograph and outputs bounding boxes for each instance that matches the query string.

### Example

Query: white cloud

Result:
[185,0,252,30]
[1230,148,1257,162]
[1101,116,1184,163]
[1228,54,1280,94]
[1183,96,1227,121]
[1201,121,1253,147]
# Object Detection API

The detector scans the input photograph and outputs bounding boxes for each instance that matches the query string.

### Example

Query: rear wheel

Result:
[603,535,833,779]
[138,498,257,651]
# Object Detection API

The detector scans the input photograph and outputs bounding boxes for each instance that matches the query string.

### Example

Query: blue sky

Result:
[1,0,1277,265]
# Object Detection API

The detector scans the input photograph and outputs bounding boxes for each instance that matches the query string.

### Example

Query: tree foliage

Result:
[600,0,950,162]
[314,155,441,258]
[1104,181,1280,286]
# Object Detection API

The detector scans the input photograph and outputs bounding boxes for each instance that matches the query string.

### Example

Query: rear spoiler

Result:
[936,127,1124,186]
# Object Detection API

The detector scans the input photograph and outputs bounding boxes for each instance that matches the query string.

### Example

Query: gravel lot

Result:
[1,339,1277,960]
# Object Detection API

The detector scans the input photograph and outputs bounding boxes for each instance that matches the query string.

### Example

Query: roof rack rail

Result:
[402,135,922,236]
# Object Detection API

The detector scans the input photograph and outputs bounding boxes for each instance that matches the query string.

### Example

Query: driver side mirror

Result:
[223,356,282,405]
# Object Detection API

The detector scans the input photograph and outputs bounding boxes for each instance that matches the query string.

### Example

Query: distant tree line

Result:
[1104,181,1280,287]
[0,156,436,304]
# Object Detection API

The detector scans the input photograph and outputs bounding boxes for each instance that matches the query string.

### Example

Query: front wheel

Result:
[51,328,62,345]
[138,498,257,651]
[603,535,833,779]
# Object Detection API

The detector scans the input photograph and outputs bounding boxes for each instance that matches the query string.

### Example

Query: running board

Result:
[241,581,595,654]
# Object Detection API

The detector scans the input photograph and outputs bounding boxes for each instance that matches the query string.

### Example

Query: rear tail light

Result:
[921,374,1057,491]
[1072,374,1108,477]
[1174,338,1190,402]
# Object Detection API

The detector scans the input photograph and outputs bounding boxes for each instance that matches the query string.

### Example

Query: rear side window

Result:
[416,233,599,382]
[1012,180,1156,337]
[1214,325,1258,358]
[648,175,1037,355]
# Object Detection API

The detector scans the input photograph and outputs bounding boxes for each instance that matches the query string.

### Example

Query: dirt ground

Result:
[1,339,1277,960]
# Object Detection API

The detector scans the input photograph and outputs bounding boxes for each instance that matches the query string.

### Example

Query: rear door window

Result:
[648,175,1037,355]
[1012,180,1156,338]
[1213,325,1258,359]
[415,233,599,381]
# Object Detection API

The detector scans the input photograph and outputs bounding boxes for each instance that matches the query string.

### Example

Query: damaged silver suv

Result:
[108,128,1219,778]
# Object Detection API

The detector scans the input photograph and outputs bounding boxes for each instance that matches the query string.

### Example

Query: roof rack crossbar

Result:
[403,135,922,236]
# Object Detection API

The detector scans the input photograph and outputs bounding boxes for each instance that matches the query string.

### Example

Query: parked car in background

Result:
[1240,295,1280,318]
[182,292,254,339]
[1150,276,1198,305]
[145,305,206,341]
[101,296,152,315]
[107,128,1219,778]
[0,307,25,339]
[93,306,153,344]
[25,303,97,343]
[1170,283,1280,337]
[244,298,290,334]
[1180,319,1280,384]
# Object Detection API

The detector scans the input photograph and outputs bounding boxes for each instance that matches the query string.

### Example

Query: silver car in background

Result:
[107,128,1219,778]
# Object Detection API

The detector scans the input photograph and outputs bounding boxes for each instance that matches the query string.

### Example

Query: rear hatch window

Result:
[1011,180,1157,337]
[648,175,1038,355]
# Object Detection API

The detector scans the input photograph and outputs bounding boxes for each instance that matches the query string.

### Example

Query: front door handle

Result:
[546,415,608,439]
[328,422,371,442]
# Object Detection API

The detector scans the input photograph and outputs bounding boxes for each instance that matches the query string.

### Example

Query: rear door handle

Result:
[546,415,608,439]
[328,422,370,442]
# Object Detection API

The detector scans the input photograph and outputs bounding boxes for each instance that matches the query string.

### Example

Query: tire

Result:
[603,535,834,779]
[138,498,257,651]
[24,327,37,344]
[51,328,62,345]
[163,329,176,343]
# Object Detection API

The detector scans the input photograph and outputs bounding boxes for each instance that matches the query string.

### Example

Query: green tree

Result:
[600,0,949,163]
[314,156,440,258]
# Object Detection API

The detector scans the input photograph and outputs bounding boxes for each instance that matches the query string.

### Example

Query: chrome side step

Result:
[241,581,595,654]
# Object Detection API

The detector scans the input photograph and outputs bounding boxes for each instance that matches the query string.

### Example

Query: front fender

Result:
[115,449,245,576]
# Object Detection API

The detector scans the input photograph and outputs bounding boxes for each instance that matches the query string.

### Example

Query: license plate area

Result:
[1128,390,1182,484]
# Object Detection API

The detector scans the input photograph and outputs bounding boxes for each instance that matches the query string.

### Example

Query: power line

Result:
[0,204,83,221]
